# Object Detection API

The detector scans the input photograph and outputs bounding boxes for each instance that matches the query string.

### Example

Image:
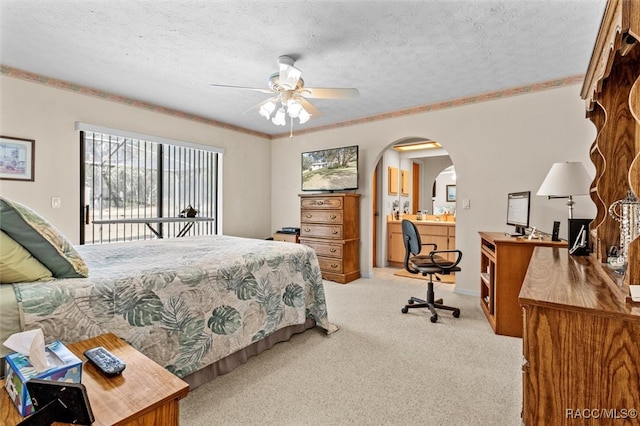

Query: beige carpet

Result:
[393,268,455,283]
[180,267,522,426]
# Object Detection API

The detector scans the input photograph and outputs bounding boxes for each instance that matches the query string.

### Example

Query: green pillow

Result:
[0,197,89,278]
[0,230,53,283]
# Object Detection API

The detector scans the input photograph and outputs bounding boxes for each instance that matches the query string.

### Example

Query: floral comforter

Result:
[12,235,337,378]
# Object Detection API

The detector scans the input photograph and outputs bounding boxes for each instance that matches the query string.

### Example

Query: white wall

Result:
[0,76,272,242]
[271,84,597,295]
[1,76,597,296]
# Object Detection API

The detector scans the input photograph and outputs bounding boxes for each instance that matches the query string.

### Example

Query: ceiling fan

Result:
[209,55,359,130]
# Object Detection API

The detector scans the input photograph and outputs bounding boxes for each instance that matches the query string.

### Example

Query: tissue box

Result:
[3,340,82,416]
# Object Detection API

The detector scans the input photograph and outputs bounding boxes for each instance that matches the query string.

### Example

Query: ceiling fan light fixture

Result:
[287,99,303,118]
[277,55,301,90]
[278,66,302,90]
[298,108,311,124]
[259,99,276,119]
[272,107,287,126]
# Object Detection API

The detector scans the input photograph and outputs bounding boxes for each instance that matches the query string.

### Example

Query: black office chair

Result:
[400,219,462,323]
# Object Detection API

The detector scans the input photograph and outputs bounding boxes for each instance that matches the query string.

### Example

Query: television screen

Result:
[301,145,358,192]
[506,191,530,235]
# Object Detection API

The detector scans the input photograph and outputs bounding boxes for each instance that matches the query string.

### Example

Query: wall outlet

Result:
[51,197,61,208]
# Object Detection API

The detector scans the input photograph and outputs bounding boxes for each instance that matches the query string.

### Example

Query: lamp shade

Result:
[536,161,591,197]
[271,107,286,126]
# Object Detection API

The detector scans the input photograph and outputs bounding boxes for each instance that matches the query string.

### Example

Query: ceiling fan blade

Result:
[209,84,274,94]
[299,87,359,99]
[298,97,323,117]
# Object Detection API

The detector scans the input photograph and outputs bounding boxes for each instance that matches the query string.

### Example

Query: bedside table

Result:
[1,333,189,425]
[273,232,299,243]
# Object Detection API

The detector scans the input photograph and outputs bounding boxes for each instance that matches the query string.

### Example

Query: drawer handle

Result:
[306,213,313,218]
[304,228,311,232]
[317,201,324,205]
[331,230,339,234]
[330,263,339,268]
[330,215,337,219]
[329,248,337,253]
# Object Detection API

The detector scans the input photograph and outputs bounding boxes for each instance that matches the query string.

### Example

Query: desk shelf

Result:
[478,232,567,338]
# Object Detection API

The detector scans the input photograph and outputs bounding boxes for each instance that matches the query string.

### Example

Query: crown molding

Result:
[272,75,585,138]
[2,64,583,141]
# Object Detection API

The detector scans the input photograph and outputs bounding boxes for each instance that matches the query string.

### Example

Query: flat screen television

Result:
[301,145,358,192]
[506,191,530,236]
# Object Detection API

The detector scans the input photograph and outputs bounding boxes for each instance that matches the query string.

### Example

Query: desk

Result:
[93,217,214,238]
[478,232,567,337]
[0,333,189,425]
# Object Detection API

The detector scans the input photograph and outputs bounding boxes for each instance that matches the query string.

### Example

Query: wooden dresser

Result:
[299,193,360,284]
[520,248,640,425]
[518,2,640,423]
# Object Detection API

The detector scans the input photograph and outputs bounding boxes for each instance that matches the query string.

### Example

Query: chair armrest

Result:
[429,250,463,270]
[421,242,438,251]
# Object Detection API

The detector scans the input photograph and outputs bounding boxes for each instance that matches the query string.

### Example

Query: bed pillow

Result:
[0,197,89,278]
[0,230,53,283]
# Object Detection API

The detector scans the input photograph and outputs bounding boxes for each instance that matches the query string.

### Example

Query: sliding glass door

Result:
[80,130,220,244]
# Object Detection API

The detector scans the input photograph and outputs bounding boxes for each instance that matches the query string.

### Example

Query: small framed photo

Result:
[0,136,35,181]
[446,184,456,202]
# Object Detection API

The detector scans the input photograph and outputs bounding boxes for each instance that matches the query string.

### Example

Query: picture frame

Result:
[0,136,35,181]
[446,184,456,202]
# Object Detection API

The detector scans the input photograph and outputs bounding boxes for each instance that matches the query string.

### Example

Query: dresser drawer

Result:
[299,239,343,258]
[301,209,343,224]
[318,256,343,273]
[273,232,299,243]
[300,197,343,210]
[300,224,343,239]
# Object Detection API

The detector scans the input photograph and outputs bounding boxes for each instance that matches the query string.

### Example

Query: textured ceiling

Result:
[0,0,606,137]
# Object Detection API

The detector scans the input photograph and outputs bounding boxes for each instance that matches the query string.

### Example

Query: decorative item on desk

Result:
[403,201,410,215]
[568,219,592,256]
[607,246,626,276]
[608,190,640,265]
[179,204,198,218]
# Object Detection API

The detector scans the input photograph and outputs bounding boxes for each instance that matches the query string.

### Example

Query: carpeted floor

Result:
[180,267,522,426]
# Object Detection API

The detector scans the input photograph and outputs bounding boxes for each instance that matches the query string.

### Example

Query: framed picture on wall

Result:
[0,136,35,181]
[446,184,456,202]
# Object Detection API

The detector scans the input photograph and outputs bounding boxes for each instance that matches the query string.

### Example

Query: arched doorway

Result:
[371,138,457,269]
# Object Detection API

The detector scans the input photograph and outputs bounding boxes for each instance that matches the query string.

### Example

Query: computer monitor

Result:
[506,191,530,236]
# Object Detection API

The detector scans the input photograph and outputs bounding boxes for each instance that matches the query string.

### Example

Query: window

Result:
[78,124,222,244]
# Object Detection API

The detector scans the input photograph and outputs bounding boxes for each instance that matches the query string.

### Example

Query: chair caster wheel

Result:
[401,307,408,314]
[453,309,460,318]
[430,314,438,323]
[407,299,414,305]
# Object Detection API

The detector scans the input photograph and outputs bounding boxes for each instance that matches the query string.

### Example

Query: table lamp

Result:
[536,161,591,219]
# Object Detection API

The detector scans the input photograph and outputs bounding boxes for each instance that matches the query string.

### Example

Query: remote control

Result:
[83,346,126,377]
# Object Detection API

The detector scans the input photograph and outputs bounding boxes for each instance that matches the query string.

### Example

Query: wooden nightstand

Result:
[273,232,299,243]
[1,333,189,425]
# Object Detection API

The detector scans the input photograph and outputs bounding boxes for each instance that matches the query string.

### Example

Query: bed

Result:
[0,199,337,390]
